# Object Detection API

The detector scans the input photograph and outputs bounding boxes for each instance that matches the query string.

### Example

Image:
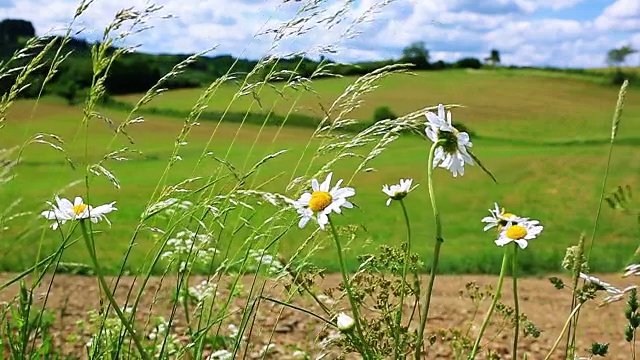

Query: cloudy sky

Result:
[2,0,639,68]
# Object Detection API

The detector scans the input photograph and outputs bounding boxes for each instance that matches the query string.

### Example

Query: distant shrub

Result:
[372,106,397,123]
[455,57,483,69]
[610,69,637,86]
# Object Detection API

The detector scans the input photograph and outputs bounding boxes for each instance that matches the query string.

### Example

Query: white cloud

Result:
[595,0,640,31]
[0,0,635,68]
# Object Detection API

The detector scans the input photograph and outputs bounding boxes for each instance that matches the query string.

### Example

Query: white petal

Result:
[425,127,438,143]
[92,203,117,215]
[437,104,445,121]
[494,237,511,247]
[426,112,442,126]
[331,179,344,193]
[341,201,353,209]
[483,223,497,231]
[515,239,528,249]
[320,172,333,192]
[56,197,73,211]
[311,178,320,192]
[298,215,310,229]
[332,187,355,199]
[297,193,312,206]
[317,213,328,230]
[73,197,84,206]
[386,198,392,206]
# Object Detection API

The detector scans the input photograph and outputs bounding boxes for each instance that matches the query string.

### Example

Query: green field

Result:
[1,69,639,275]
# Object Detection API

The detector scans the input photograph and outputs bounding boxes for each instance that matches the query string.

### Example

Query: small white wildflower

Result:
[424,104,474,177]
[228,324,239,339]
[336,312,355,332]
[382,178,415,206]
[292,350,307,358]
[317,294,336,305]
[41,196,116,229]
[187,280,217,303]
[161,229,219,272]
[481,202,520,231]
[295,172,355,230]
[260,343,276,356]
[207,349,233,360]
[248,249,284,275]
[494,217,543,249]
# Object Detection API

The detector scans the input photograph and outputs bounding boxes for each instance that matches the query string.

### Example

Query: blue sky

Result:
[1,0,639,68]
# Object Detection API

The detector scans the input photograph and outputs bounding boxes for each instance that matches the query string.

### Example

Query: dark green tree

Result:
[484,49,500,66]
[401,41,430,69]
[607,45,637,68]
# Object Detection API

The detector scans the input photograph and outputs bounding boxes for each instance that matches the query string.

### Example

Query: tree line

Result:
[0,19,634,104]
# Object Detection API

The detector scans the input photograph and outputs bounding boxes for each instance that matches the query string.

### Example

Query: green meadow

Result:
[1,69,639,275]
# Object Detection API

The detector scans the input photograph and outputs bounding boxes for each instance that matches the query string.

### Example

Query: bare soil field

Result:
[0,272,636,359]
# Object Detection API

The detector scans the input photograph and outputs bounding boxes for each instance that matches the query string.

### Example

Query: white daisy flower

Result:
[41,196,117,230]
[481,202,520,231]
[295,172,355,230]
[382,178,416,206]
[336,312,355,332]
[424,104,474,177]
[494,217,543,249]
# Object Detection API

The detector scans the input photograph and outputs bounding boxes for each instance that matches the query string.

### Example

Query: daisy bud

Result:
[336,312,355,332]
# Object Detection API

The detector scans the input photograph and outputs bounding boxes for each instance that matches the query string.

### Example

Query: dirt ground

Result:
[0,272,637,359]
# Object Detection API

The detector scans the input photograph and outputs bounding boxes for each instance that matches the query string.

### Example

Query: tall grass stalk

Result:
[587,79,629,259]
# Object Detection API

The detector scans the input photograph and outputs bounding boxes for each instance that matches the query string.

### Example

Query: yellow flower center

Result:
[437,129,459,154]
[72,203,87,215]
[506,225,527,240]
[309,191,332,212]
[498,212,517,227]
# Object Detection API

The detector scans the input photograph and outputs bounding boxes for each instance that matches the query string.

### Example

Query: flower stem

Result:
[79,220,149,360]
[327,218,371,359]
[415,140,444,360]
[469,249,509,359]
[512,244,520,360]
[394,199,412,358]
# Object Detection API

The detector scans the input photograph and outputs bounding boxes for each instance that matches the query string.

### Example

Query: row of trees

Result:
[400,41,501,69]
[1,18,635,102]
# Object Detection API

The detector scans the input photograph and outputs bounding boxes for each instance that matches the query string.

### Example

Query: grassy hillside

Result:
[1,68,639,275]
[115,69,640,142]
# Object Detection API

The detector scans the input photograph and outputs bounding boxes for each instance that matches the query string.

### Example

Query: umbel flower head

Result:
[425,104,474,177]
[481,202,519,231]
[382,178,415,206]
[495,216,544,249]
[41,196,117,230]
[295,172,355,230]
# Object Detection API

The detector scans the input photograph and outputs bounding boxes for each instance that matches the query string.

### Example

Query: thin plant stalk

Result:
[469,249,509,359]
[543,303,584,360]
[415,140,444,360]
[512,244,520,359]
[328,218,372,359]
[394,199,412,359]
[79,220,149,360]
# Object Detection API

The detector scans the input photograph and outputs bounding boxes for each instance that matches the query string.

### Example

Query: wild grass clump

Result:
[0,0,637,359]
